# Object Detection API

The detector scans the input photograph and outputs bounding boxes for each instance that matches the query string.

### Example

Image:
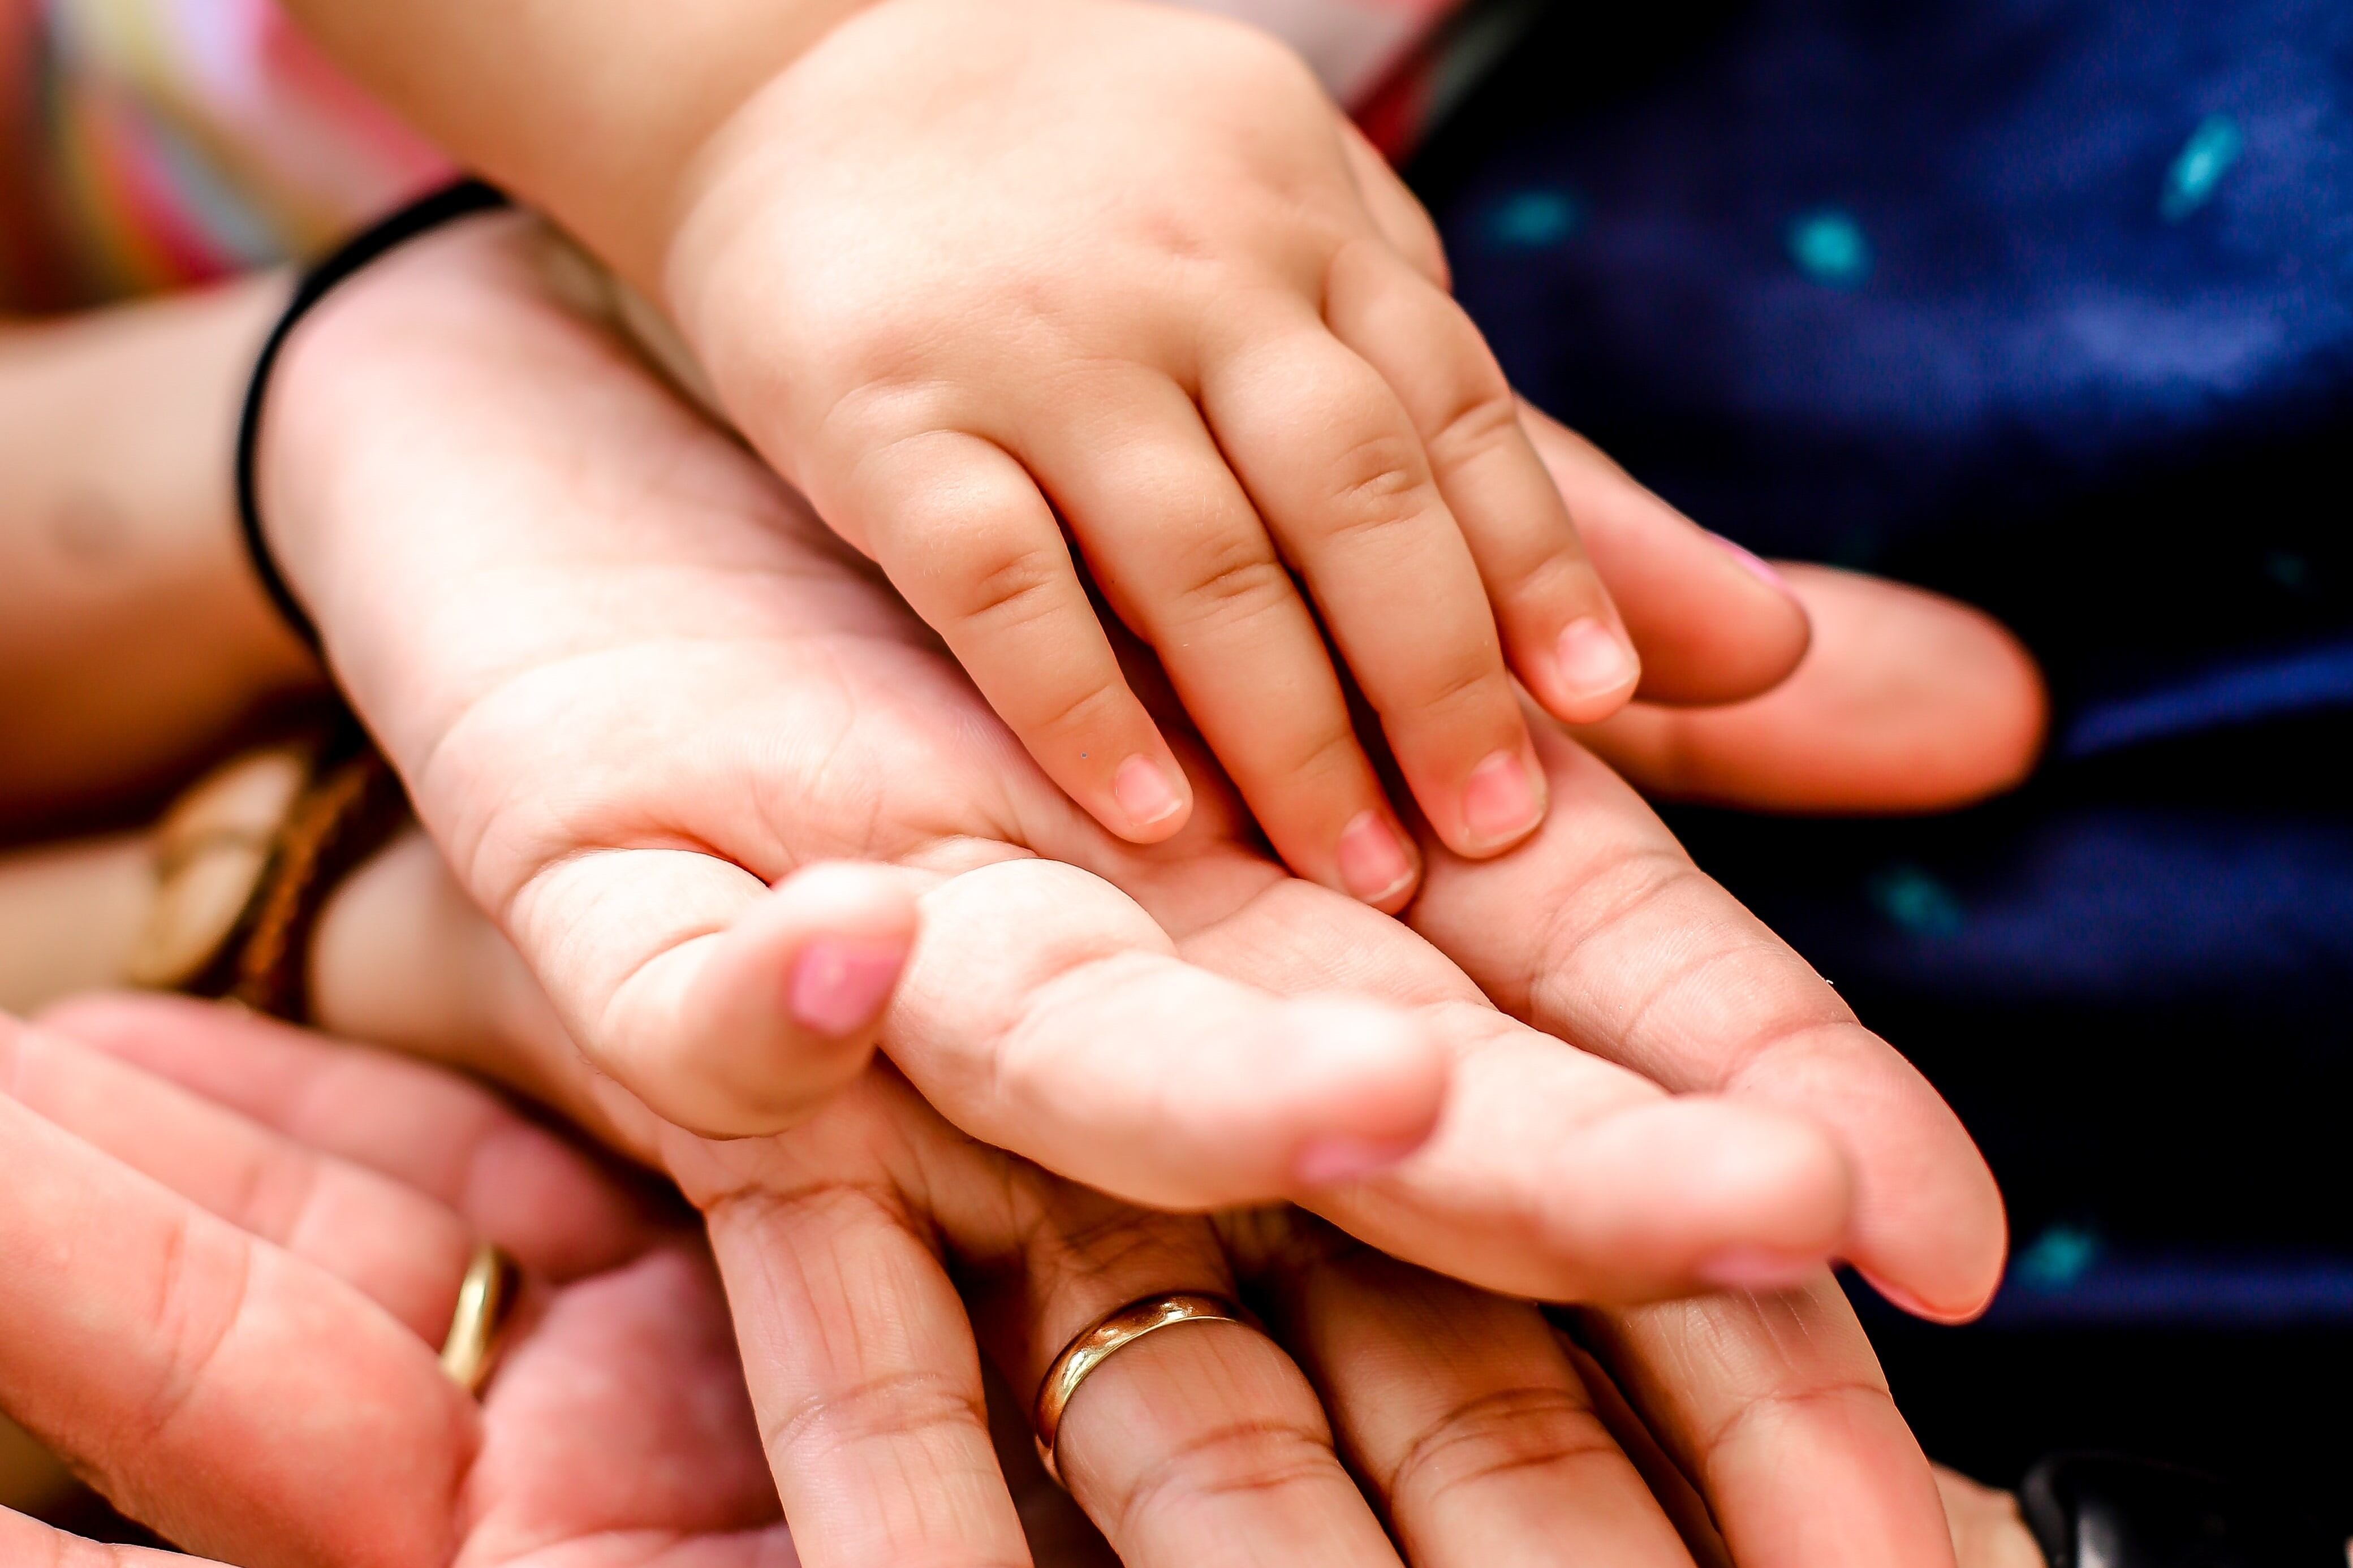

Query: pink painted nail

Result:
[1695,1246,1829,1294]
[1707,532,1792,594]
[787,940,908,1038]
[1112,755,1186,832]
[1335,810,1417,905]
[1460,749,1545,850]
[1554,616,1638,701]
[1294,1133,1424,1188]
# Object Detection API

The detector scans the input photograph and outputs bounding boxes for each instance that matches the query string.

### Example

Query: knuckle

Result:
[1359,623,1510,728]
[1399,646,1506,719]
[139,1215,251,1448]
[1702,1376,1893,1462]
[1167,541,1295,630]
[1018,676,1135,744]
[1423,386,1522,475]
[761,1366,990,1468]
[1107,1417,1341,1538]
[1316,431,1437,542]
[1243,707,1365,797]
[932,536,1075,633]
[1384,1387,1621,1502]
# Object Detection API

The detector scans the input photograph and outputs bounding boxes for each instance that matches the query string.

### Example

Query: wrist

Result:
[279,0,887,291]
[248,197,526,680]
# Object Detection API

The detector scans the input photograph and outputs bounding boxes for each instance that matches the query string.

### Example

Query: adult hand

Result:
[257,210,2005,1318]
[0,1003,792,1568]
[1574,558,2045,813]
[35,964,1956,1568]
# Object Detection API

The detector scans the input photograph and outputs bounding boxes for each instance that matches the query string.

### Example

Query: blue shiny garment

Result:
[1412,0,2353,1505]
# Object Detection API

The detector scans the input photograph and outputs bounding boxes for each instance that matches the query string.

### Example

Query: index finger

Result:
[1408,721,2006,1321]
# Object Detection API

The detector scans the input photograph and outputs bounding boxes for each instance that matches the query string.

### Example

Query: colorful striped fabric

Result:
[0,0,1475,312]
[0,0,450,308]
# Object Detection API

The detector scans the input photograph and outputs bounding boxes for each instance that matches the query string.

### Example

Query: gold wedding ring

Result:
[439,1242,523,1396]
[1032,1292,1247,1484]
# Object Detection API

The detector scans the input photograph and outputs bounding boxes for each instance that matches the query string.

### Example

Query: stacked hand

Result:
[285,0,1829,904]
[218,208,2040,1565]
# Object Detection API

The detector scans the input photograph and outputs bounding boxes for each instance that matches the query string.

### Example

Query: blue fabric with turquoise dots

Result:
[1424,0,2353,1326]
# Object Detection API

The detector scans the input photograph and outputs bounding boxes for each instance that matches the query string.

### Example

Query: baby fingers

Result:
[1324,244,1642,727]
[1199,303,1552,861]
[852,427,1197,844]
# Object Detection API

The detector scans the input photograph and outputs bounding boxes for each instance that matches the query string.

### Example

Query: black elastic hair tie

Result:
[234,178,512,651]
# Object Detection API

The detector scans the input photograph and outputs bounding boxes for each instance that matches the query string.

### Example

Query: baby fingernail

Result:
[1113,755,1186,831]
[1461,749,1544,850]
[1555,617,1639,701]
[1706,532,1793,594]
[1696,1246,1828,1293]
[1294,1133,1424,1188]
[787,939,908,1037]
[1336,810,1416,905]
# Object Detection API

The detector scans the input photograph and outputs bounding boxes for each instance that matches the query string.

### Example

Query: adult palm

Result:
[0,1005,798,1568]
[258,212,2007,1318]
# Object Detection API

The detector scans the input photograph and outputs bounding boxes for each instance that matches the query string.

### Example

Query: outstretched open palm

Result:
[261,213,2007,1316]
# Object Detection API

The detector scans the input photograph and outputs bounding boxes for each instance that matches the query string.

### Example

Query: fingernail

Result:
[1460,749,1544,850]
[1112,755,1186,831]
[1294,1133,1424,1187]
[1335,810,1417,905]
[1696,1246,1829,1293]
[1856,1267,1980,1324]
[1555,617,1639,701]
[1707,532,1792,593]
[787,940,908,1037]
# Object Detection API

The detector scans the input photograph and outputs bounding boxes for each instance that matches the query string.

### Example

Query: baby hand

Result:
[660,0,1640,908]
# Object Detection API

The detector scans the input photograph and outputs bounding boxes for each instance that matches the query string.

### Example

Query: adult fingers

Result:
[1571,1278,1958,1568]
[37,991,656,1281]
[1023,372,1420,910]
[1230,1212,1696,1568]
[0,1014,473,1341]
[848,426,1194,843]
[501,848,918,1137]
[1516,404,1815,706]
[0,1509,223,1567]
[1406,723,2007,1321]
[0,1039,470,1568]
[1162,876,1855,1302]
[1199,303,1548,859]
[1326,243,1642,725]
[1574,563,2048,812]
[691,1104,1032,1568]
[885,856,1448,1210]
[908,1100,1399,1568]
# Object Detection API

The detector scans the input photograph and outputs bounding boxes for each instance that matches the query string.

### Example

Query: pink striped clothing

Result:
[0,0,1463,312]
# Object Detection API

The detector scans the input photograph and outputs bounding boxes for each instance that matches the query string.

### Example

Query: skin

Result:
[152,210,2032,1567]
[256,214,2016,1319]
[0,208,2046,1568]
[0,1000,809,1568]
[270,0,1787,903]
[0,998,2065,1568]
[38,968,1957,1568]
[0,277,316,826]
